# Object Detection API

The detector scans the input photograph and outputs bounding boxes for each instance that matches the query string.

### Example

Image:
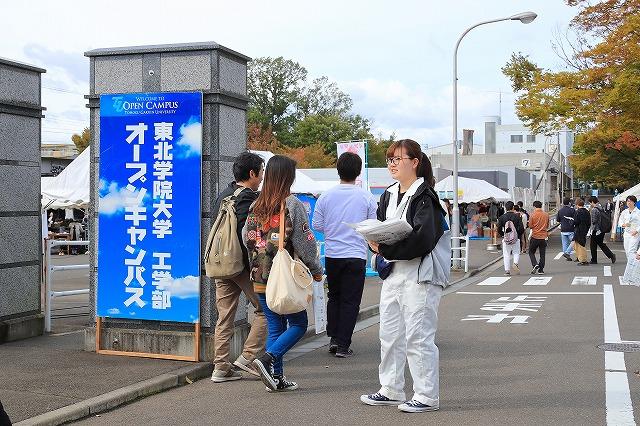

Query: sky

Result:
[2,0,578,149]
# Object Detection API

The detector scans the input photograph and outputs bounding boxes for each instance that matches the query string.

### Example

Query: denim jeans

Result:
[561,232,575,255]
[257,293,308,375]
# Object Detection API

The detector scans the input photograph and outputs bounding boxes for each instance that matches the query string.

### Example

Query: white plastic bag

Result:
[312,278,327,334]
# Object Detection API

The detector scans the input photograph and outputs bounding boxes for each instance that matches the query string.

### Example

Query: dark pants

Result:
[529,238,547,271]
[0,400,11,426]
[590,232,614,263]
[325,257,366,349]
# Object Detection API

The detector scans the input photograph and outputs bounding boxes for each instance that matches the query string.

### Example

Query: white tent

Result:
[614,182,640,201]
[434,175,511,203]
[41,147,90,210]
[251,150,337,195]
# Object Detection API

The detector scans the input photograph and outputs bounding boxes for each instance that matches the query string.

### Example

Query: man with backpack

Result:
[208,152,267,383]
[557,197,576,261]
[588,196,616,264]
[497,201,525,275]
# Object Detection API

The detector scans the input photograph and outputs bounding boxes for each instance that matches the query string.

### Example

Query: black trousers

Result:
[325,257,366,349]
[0,400,11,426]
[529,238,547,271]
[590,232,614,262]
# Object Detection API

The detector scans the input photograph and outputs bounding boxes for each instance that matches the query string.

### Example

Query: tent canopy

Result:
[41,147,90,210]
[434,175,511,203]
[615,182,640,201]
[251,150,337,195]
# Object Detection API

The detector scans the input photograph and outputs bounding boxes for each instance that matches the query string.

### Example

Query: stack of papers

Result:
[345,218,413,245]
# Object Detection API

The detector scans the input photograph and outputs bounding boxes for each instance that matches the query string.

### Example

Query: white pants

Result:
[378,259,442,406]
[623,234,640,260]
[502,239,521,272]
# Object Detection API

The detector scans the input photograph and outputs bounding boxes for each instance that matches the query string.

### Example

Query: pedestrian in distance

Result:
[497,201,525,275]
[360,139,447,413]
[528,201,549,275]
[588,196,616,264]
[618,195,640,261]
[209,152,267,383]
[244,155,323,392]
[573,198,591,265]
[312,152,377,358]
[516,201,529,253]
[557,197,576,261]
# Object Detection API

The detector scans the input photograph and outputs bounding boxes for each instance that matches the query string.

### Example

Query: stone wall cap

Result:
[0,56,46,73]
[84,41,251,62]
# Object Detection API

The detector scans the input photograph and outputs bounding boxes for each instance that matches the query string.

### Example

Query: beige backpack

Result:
[204,187,246,279]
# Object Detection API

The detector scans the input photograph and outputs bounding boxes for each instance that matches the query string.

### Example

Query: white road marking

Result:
[477,277,511,286]
[571,276,597,286]
[554,252,564,260]
[603,284,636,425]
[456,291,603,295]
[523,276,553,286]
[604,266,612,277]
[619,276,630,286]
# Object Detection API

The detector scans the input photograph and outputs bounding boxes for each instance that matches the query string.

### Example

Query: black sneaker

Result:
[360,392,403,406]
[536,269,545,275]
[328,338,338,354]
[266,375,298,392]
[253,353,277,391]
[612,254,617,264]
[531,265,539,275]
[563,253,572,261]
[398,400,440,413]
[335,347,354,358]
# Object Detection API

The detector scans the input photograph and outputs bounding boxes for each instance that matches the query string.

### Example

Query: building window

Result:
[526,134,536,143]
[526,149,536,153]
[510,135,523,143]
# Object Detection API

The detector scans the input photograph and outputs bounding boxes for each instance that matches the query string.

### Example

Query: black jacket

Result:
[377,181,446,261]
[497,211,525,237]
[573,207,591,246]
[557,206,576,232]
[212,182,259,270]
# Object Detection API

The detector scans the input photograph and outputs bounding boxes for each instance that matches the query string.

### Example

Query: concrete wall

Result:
[0,57,46,342]
[459,171,509,191]
[84,42,250,358]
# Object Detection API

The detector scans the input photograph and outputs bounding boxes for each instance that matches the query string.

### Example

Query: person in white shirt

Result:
[618,195,640,260]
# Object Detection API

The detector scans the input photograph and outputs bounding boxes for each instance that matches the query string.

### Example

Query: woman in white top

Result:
[618,195,640,260]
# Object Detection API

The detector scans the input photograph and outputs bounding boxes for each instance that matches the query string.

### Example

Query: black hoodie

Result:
[376,181,446,261]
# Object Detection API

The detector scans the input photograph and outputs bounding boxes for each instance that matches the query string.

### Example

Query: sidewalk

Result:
[2,239,499,425]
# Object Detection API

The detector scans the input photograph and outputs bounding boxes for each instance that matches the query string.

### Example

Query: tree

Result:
[247,57,307,135]
[71,127,90,153]
[502,0,640,189]
[368,134,396,168]
[296,76,353,119]
[290,114,373,156]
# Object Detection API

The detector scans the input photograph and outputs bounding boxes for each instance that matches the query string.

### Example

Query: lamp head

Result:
[510,11,537,24]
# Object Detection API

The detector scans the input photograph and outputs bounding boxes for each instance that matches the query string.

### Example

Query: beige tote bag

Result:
[266,204,314,315]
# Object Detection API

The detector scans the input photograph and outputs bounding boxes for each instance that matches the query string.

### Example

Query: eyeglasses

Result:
[386,156,413,166]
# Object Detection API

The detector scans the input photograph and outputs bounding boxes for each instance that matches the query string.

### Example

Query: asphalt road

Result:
[74,237,640,425]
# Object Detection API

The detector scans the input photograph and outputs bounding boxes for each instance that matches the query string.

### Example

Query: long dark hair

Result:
[252,155,296,225]
[386,139,435,187]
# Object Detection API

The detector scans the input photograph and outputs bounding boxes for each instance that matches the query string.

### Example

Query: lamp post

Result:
[451,11,537,268]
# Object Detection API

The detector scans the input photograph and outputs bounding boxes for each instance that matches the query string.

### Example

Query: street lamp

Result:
[450,11,537,268]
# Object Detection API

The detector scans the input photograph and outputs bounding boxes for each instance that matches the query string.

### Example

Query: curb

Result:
[15,363,213,426]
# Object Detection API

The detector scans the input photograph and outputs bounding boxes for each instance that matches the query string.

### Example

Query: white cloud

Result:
[176,121,202,158]
[166,275,200,299]
[98,179,150,216]
[107,308,120,315]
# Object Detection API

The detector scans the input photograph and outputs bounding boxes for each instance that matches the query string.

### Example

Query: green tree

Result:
[368,134,396,168]
[71,127,90,153]
[290,114,373,156]
[502,0,640,189]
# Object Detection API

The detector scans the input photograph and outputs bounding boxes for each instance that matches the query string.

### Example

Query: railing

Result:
[451,235,470,273]
[44,239,90,332]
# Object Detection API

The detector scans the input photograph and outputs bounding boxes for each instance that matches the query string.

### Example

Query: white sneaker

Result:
[360,392,403,406]
[210,369,241,383]
[398,400,440,413]
[233,354,260,377]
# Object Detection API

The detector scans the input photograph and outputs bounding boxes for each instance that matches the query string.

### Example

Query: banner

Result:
[336,141,368,190]
[97,92,202,323]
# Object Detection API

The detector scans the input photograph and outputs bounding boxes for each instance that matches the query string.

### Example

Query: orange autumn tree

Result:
[502,0,640,189]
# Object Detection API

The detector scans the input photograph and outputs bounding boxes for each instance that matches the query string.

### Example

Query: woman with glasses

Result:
[360,139,447,413]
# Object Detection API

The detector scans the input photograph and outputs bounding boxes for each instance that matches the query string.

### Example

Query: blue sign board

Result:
[97,92,202,323]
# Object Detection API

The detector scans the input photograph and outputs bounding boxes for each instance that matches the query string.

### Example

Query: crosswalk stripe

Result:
[619,276,629,286]
[554,252,564,260]
[571,276,597,286]
[523,276,553,286]
[604,266,612,277]
[477,277,511,286]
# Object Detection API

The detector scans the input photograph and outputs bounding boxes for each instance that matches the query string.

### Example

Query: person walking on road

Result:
[360,139,447,413]
[497,201,525,275]
[588,196,616,264]
[528,201,549,275]
[618,195,640,260]
[312,152,377,358]
[573,198,591,266]
[557,197,576,261]
[516,202,529,254]
[210,152,267,383]
[244,155,323,393]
